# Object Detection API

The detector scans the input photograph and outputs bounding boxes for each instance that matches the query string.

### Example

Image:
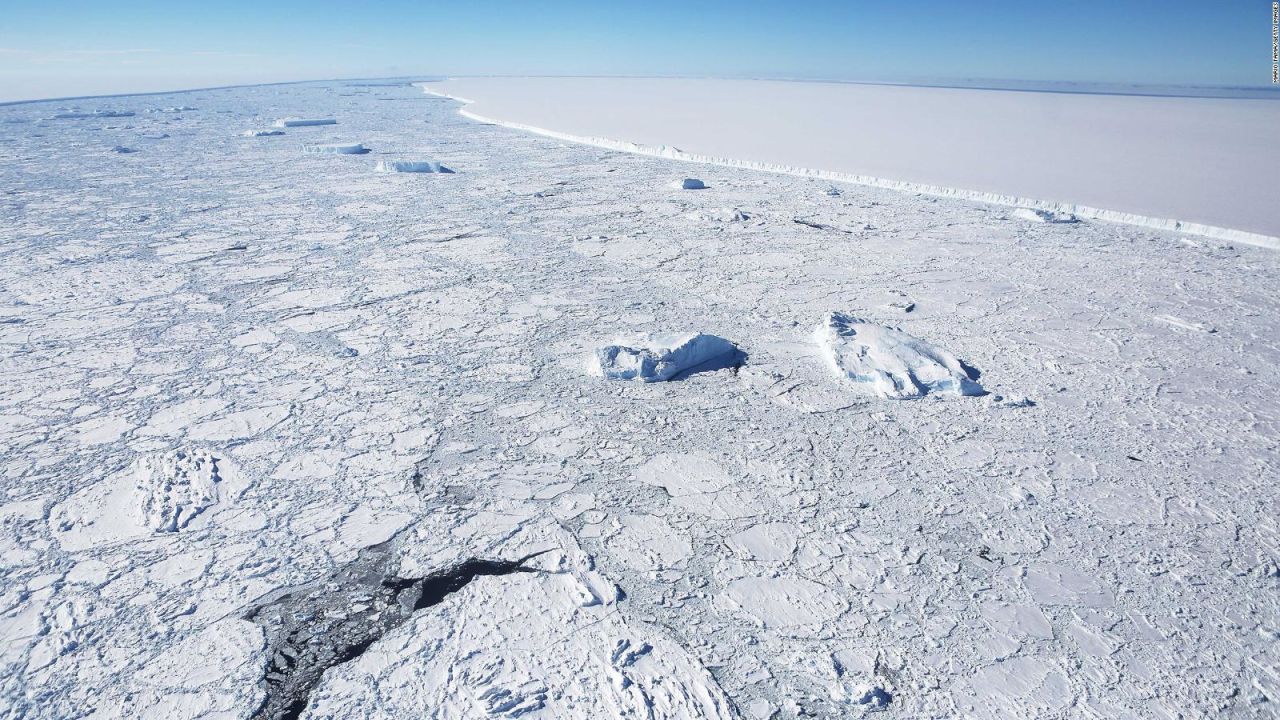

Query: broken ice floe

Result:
[814,312,985,399]
[243,129,285,137]
[303,143,370,155]
[374,159,454,173]
[50,448,239,550]
[1010,207,1079,224]
[678,178,707,190]
[588,333,742,382]
[273,117,337,127]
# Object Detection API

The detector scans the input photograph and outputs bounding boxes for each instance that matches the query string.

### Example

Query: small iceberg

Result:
[242,129,285,137]
[589,333,741,382]
[1010,207,1078,224]
[814,312,985,399]
[274,117,337,128]
[374,159,454,173]
[303,143,369,155]
[52,110,135,119]
[677,178,707,190]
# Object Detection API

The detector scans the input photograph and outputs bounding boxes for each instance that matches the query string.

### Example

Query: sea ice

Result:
[242,129,285,137]
[814,312,985,398]
[588,332,740,382]
[273,117,337,127]
[374,159,454,173]
[303,142,370,155]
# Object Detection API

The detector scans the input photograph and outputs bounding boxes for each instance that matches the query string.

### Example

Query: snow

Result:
[814,312,986,398]
[374,159,454,173]
[422,77,1280,246]
[589,332,740,382]
[2,78,1278,720]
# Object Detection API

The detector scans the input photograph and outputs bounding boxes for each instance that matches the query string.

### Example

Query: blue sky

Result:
[0,1,1272,100]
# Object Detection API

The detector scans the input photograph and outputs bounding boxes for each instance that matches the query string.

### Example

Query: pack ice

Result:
[589,333,739,382]
[814,312,985,398]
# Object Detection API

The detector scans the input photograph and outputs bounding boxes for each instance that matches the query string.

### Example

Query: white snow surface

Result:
[1,79,1279,720]
[814,312,985,399]
[589,332,738,382]
[423,77,1280,246]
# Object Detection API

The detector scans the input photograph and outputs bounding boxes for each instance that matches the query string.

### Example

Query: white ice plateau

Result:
[1,78,1278,720]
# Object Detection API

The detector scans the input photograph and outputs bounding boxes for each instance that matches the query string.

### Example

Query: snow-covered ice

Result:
[814,312,985,398]
[589,332,740,382]
[2,79,1278,720]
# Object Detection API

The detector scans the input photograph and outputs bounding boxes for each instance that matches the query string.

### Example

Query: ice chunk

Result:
[589,332,739,382]
[274,117,338,127]
[110,146,137,154]
[242,129,285,137]
[374,159,454,173]
[303,143,370,155]
[1011,207,1079,223]
[814,312,985,399]
[678,178,707,190]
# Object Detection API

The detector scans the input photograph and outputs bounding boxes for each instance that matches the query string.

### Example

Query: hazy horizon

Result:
[2,0,1275,102]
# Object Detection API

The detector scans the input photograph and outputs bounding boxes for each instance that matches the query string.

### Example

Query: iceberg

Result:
[589,333,740,382]
[814,312,985,399]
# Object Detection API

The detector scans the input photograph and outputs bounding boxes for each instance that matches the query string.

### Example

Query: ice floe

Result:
[374,159,454,173]
[814,312,985,398]
[303,142,370,155]
[588,332,741,382]
[273,117,337,127]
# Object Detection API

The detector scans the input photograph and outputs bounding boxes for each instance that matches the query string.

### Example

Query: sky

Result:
[0,0,1273,102]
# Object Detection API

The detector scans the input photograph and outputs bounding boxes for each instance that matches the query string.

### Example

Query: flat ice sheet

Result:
[425,77,1280,241]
